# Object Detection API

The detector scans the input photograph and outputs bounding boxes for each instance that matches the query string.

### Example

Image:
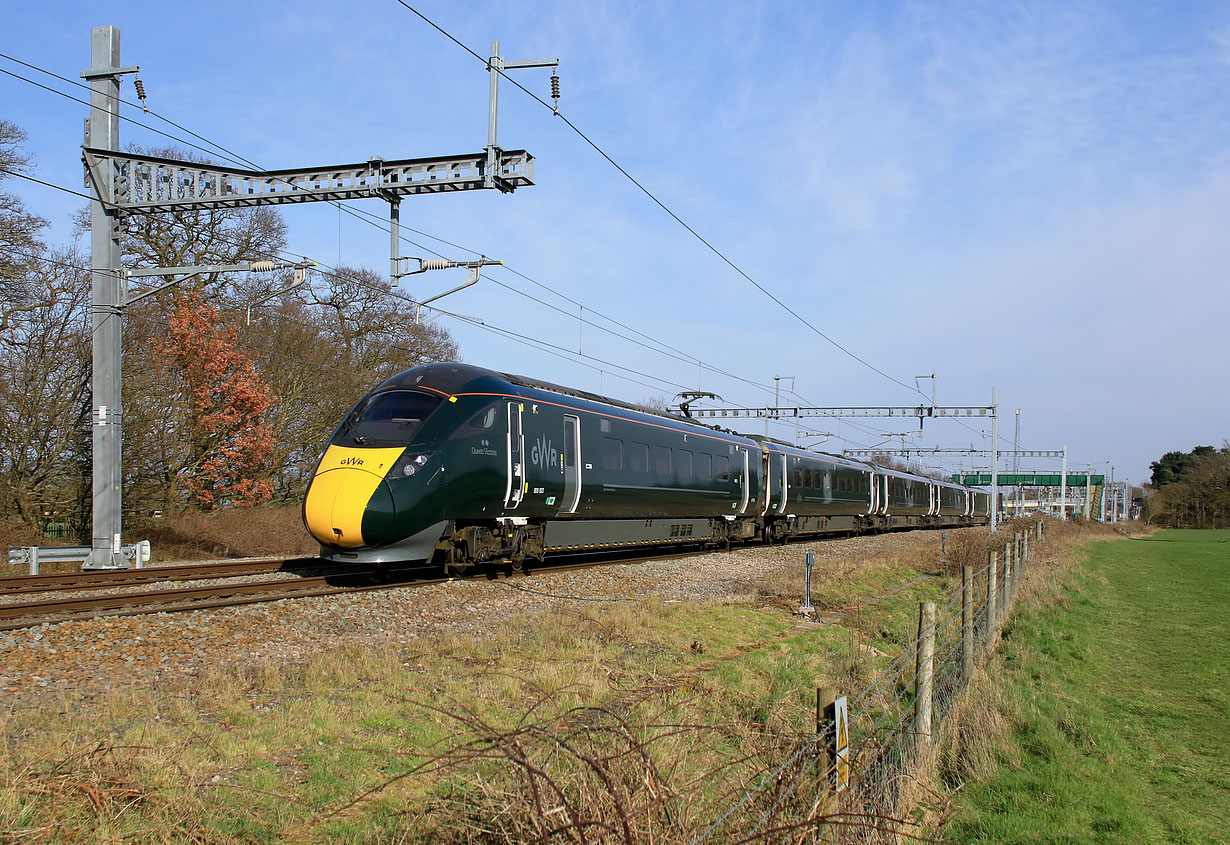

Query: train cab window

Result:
[654,445,672,476]
[334,389,443,447]
[602,437,622,470]
[629,442,650,473]
[697,453,712,481]
[456,403,498,434]
[678,449,693,480]
[715,455,730,481]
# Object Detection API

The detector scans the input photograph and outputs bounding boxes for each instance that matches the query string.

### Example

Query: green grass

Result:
[944,529,1230,843]
[0,537,960,842]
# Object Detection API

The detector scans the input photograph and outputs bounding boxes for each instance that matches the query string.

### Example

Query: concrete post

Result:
[987,550,998,631]
[962,565,974,678]
[915,602,936,750]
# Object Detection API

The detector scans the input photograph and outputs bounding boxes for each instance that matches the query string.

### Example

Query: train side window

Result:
[456,402,499,434]
[697,453,712,481]
[600,418,612,433]
[793,467,803,486]
[602,437,622,470]
[630,442,650,473]
[714,454,730,481]
[678,449,693,480]
[654,445,671,476]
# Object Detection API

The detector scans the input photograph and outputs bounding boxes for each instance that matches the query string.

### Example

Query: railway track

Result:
[0,547,719,632]
[0,558,319,595]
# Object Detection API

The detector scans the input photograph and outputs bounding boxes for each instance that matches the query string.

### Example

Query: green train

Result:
[303,363,990,568]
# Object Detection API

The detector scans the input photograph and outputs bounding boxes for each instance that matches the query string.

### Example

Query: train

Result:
[303,363,991,569]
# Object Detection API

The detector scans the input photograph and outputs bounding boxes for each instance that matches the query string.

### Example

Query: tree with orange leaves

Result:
[151,291,275,509]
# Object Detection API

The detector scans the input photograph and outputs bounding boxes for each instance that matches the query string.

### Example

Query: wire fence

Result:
[692,520,1046,844]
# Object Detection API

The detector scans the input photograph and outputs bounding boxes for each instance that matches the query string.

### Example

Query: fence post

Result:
[1001,543,1011,612]
[915,602,936,751]
[940,531,947,564]
[987,550,998,631]
[817,685,839,838]
[962,565,973,678]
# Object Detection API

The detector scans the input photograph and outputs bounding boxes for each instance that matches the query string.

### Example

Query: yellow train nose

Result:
[304,446,404,547]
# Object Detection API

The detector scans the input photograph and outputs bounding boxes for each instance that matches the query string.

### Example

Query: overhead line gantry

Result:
[691,391,1006,532]
[82,25,547,567]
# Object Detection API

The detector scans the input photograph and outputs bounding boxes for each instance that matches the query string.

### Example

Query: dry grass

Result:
[1,504,317,573]
[132,505,318,561]
[1,520,1135,841]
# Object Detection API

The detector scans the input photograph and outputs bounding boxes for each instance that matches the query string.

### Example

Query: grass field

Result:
[942,529,1230,843]
[0,532,959,842]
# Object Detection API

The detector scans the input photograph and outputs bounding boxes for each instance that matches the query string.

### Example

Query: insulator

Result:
[420,259,453,271]
[551,72,560,100]
[133,77,150,113]
[250,260,277,272]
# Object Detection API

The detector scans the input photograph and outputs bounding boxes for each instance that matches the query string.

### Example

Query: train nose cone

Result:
[304,446,405,547]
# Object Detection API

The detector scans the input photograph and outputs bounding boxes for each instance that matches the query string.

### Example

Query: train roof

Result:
[378,362,732,432]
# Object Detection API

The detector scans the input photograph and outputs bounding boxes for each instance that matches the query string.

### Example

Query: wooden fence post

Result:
[962,565,974,678]
[816,686,840,840]
[1002,542,1011,611]
[915,602,936,751]
[987,550,998,631]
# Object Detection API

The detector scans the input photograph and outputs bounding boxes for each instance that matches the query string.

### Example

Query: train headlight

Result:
[400,451,434,477]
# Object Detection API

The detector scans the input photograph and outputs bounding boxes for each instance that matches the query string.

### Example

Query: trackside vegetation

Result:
[0,533,960,842]
[939,529,1229,843]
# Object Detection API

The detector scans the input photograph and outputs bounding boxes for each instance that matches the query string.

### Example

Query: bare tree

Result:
[0,248,91,533]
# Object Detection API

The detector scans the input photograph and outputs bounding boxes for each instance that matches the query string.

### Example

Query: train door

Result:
[560,414,581,514]
[736,446,751,513]
[504,402,525,509]
[774,453,788,514]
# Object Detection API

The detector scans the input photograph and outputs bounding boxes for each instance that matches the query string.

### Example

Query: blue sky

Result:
[4,0,1229,487]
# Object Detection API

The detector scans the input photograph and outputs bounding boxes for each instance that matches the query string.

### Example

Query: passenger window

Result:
[600,418,612,433]
[654,445,671,476]
[630,442,649,473]
[602,437,622,470]
[697,453,712,481]
[793,467,803,486]
[715,455,730,481]
[678,450,693,480]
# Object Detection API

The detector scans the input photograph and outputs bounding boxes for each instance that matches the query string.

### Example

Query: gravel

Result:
[0,531,941,709]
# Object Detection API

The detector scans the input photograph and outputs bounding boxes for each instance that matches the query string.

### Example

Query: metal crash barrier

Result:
[6,541,151,575]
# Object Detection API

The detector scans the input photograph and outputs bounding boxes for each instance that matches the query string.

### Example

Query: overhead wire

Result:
[391,0,936,403]
[0,51,798,410]
[0,49,979,454]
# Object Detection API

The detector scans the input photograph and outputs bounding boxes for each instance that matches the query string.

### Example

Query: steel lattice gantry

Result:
[80,25,539,568]
[689,404,994,421]
[83,147,534,214]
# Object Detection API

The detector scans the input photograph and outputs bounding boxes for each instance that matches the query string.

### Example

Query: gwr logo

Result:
[339,456,364,467]
[531,434,558,470]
